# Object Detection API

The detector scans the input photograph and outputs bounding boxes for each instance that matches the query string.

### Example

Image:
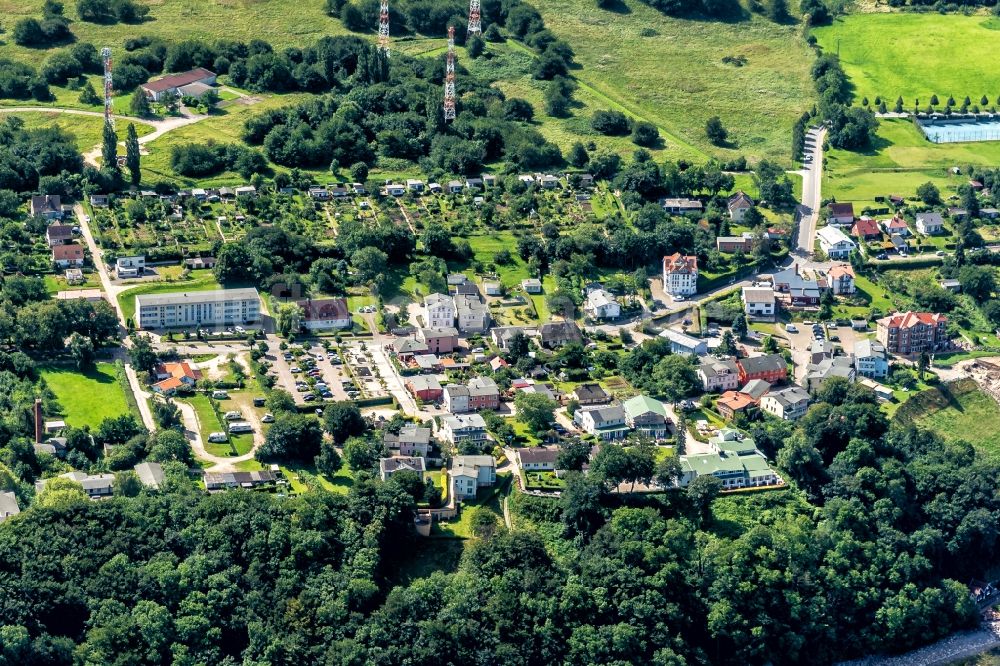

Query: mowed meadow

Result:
[0,0,349,67]
[813,14,1000,104]
[536,0,815,161]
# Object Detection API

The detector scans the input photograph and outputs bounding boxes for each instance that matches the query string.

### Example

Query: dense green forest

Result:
[0,379,996,664]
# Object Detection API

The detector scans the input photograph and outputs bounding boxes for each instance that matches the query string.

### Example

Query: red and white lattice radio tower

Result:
[378,0,391,55]
[102,47,114,127]
[443,26,456,121]
[468,0,481,35]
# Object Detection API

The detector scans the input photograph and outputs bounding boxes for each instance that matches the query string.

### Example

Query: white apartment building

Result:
[424,293,456,329]
[136,288,261,330]
[662,253,699,296]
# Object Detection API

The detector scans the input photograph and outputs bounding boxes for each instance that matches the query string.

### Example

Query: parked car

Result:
[253,397,266,407]
[785,324,798,333]
[262,413,275,423]
[212,390,228,399]
[290,366,301,373]
[303,394,315,402]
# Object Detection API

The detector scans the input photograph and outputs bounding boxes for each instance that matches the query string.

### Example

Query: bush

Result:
[591,109,631,135]
[631,120,659,147]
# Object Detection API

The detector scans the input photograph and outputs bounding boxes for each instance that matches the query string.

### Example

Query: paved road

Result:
[795,126,828,256]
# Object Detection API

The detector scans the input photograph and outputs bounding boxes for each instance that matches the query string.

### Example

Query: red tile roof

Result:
[879,311,947,329]
[852,218,880,238]
[142,68,215,94]
[662,253,698,275]
[828,263,855,280]
[718,391,755,412]
[52,244,84,261]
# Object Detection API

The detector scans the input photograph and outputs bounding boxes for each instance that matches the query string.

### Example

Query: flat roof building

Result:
[135,288,261,330]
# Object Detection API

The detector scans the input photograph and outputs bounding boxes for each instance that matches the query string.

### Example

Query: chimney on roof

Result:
[34,398,42,444]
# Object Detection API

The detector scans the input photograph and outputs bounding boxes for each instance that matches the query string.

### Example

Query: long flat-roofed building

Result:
[135,288,261,329]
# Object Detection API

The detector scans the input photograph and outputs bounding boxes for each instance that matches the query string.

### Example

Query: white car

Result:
[785,324,798,333]
[262,413,275,423]
[211,390,228,399]
[674,295,686,302]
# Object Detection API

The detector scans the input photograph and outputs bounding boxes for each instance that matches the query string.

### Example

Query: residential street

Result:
[795,126,827,257]
[74,203,157,432]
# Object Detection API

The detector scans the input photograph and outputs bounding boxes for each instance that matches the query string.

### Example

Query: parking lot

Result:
[266,339,390,407]
[776,321,871,382]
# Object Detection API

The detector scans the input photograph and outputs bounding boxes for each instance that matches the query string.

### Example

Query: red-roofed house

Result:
[152,361,202,395]
[852,217,881,241]
[296,298,351,330]
[141,68,217,102]
[828,202,855,225]
[52,243,84,267]
[827,263,856,296]
[881,215,910,237]
[717,391,756,420]
[662,253,699,297]
[876,311,948,355]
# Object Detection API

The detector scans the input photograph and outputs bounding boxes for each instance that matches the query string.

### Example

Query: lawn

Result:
[181,393,253,458]
[463,233,533,288]
[813,14,1000,104]
[117,270,222,323]
[0,0,348,68]
[903,381,1000,460]
[535,0,815,162]
[823,118,1000,204]
[41,362,132,429]
[0,110,156,155]
[138,93,316,186]
[432,473,512,538]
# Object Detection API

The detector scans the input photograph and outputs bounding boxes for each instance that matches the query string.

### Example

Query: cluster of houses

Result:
[380,172,594,198]
[826,201,972,257]
[740,262,858,320]
[31,195,87,270]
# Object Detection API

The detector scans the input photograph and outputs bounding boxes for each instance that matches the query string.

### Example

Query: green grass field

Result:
[536,0,815,161]
[138,93,315,185]
[0,110,156,154]
[0,0,348,68]
[41,362,131,429]
[813,14,1000,104]
[909,383,1000,460]
[823,118,1000,204]
[117,270,222,323]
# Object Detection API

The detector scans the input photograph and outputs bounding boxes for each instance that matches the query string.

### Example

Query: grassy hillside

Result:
[0,0,348,67]
[535,0,815,162]
[895,379,1000,460]
[813,14,1000,104]
[823,118,1000,205]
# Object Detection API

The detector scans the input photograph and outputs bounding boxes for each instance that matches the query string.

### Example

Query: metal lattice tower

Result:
[101,47,114,127]
[378,0,390,55]
[467,0,481,35]
[443,27,456,121]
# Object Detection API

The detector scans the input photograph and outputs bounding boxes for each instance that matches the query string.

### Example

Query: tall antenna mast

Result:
[102,47,114,127]
[378,0,390,56]
[443,26,456,121]
[468,0,481,35]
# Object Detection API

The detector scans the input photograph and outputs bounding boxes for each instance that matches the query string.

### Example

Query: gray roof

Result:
[444,384,470,398]
[0,492,19,521]
[135,288,260,307]
[916,212,943,226]
[384,424,431,446]
[443,414,487,430]
[518,447,560,465]
[765,385,810,408]
[134,462,165,489]
[540,321,582,343]
[583,404,626,425]
[854,339,886,359]
[379,456,426,474]
[467,377,498,396]
[741,379,771,400]
[739,354,786,375]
